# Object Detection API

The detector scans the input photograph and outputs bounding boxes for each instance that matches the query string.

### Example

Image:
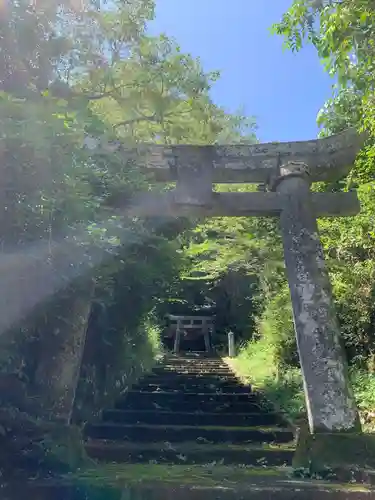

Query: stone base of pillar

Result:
[293,424,375,473]
[0,407,89,481]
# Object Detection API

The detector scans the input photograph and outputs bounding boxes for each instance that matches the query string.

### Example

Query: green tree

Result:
[272,0,375,138]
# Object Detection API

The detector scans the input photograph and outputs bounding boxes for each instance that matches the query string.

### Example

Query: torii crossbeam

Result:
[84,128,362,218]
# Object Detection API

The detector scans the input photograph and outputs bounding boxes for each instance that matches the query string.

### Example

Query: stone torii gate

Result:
[87,128,364,440]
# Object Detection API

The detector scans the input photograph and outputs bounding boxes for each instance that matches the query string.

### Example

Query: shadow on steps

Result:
[84,352,295,467]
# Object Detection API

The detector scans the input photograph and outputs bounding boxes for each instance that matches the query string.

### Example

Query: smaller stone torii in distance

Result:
[88,128,369,465]
[165,314,214,354]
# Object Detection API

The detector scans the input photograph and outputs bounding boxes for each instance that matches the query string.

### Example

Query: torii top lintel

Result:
[86,128,365,184]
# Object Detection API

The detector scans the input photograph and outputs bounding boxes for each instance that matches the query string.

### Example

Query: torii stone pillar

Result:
[271,161,360,433]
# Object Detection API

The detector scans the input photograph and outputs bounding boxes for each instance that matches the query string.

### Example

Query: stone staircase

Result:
[84,353,295,467]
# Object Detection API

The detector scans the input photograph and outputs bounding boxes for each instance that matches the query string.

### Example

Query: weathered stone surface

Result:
[174,148,213,205]
[0,237,96,423]
[83,128,365,184]
[174,321,182,354]
[274,162,360,434]
[72,291,159,425]
[32,278,95,422]
[228,331,236,358]
[294,428,375,470]
[120,191,360,218]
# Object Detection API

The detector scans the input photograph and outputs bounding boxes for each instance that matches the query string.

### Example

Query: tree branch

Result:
[113,115,158,129]
[112,108,180,129]
[83,89,116,100]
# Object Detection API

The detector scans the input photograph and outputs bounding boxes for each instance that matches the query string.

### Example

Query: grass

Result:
[225,343,305,425]
[226,340,375,432]
[351,369,375,432]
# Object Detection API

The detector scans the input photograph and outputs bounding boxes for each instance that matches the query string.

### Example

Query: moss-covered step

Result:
[152,365,233,375]
[161,356,226,364]
[154,360,231,368]
[160,367,231,373]
[66,463,375,499]
[144,374,241,384]
[132,382,252,393]
[162,360,229,367]
[115,396,267,413]
[83,422,294,444]
[158,356,225,362]
[159,358,228,369]
[68,462,292,487]
[85,439,295,466]
[101,409,285,427]
[118,390,261,407]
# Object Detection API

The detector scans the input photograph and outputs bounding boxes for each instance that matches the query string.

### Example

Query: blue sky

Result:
[149,0,334,143]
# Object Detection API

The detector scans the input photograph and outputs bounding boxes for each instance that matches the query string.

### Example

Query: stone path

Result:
[84,352,295,467]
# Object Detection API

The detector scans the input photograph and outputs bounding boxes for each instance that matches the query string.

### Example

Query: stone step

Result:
[102,409,284,427]
[159,358,225,363]
[164,354,222,361]
[115,396,267,413]
[162,357,227,364]
[117,390,261,407]
[144,374,240,384]
[84,423,294,444]
[85,439,294,466]
[162,359,230,369]
[132,383,251,394]
[162,361,219,366]
[162,364,228,370]
[165,352,215,357]
[153,368,234,376]
[156,368,232,376]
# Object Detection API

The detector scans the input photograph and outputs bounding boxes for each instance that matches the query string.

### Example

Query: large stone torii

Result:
[1,128,372,475]
[87,128,364,438]
[5,129,367,467]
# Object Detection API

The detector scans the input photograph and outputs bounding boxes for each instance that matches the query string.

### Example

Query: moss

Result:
[40,423,93,472]
[69,463,289,488]
[293,427,375,472]
[65,464,375,499]
[0,407,92,482]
